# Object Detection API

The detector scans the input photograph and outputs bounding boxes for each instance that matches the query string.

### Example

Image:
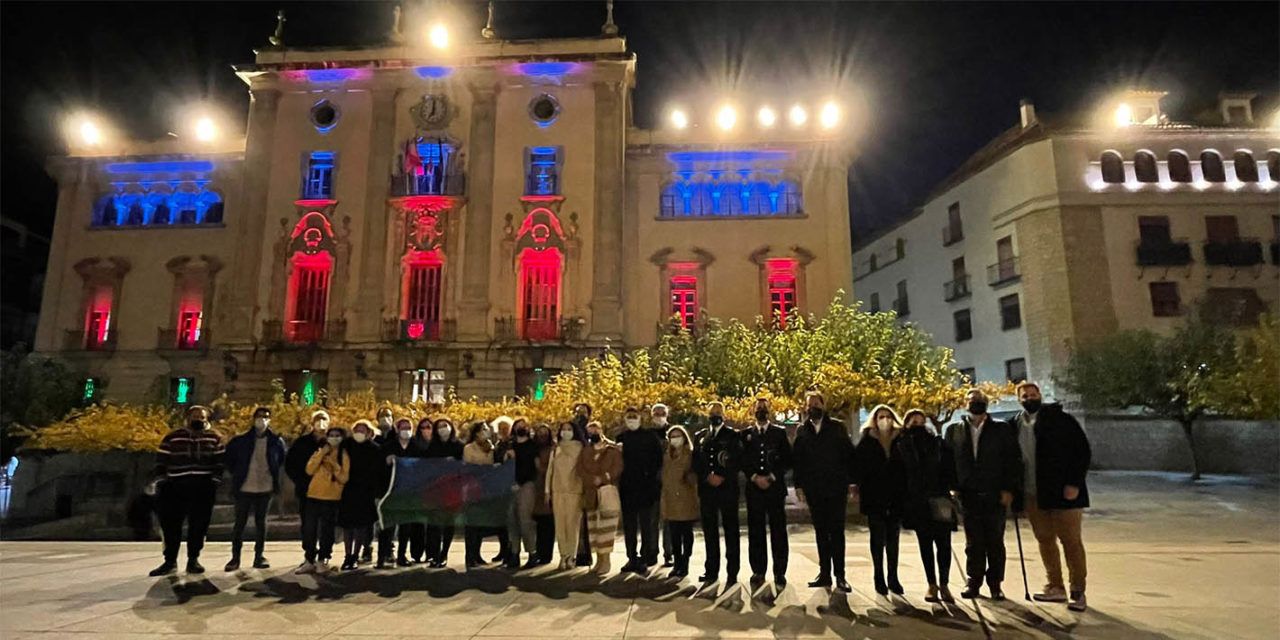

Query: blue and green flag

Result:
[378,458,515,528]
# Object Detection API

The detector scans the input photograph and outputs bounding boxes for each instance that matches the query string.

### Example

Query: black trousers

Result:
[301,498,339,563]
[158,476,217,564]
[960,493,1007,588]
[622,500,659,563]
[391,523,425,561]
[915,525,953,587]
[535,514,555,562]
[806,489,848,579]
[867,514,901,584]
[465,526,505,563]
[699,486,740,577]
[426,525,454,563]
[669,520,695,570]
[376,524,396,561]
[745,485,788,579]
[230,491,271,559]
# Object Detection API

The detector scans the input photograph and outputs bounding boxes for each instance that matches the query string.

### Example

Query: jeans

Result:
[231,491,271,560]
[301,498,339,563]
[1025,495,1087,592]
[867,514,901,586]
[915,525,952,587]
[960,492,1007,589]
[621,501,658,563]
[158,476,217,564]
[746,485,789,579]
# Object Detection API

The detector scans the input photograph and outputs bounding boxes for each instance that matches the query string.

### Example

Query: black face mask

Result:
[189,420,207,430]
[587,433,601,444]
[514,427,529,438]
[807,407,824,422]
[573,414,588,427]
[754,409,769,422]
[1021,399,1042,414]
[708,415,724,427]
[968,400,988,415]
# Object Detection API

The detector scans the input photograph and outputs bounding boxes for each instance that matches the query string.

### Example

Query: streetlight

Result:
[79,119,103,146]
[757,106,777,128]
[715,105,737,131]
[427,22,449,50]
[819,101,840,129]
[1113,103,1133,127]
[788,104,807,127]
[669,108,689,130]
[194,117,217,142]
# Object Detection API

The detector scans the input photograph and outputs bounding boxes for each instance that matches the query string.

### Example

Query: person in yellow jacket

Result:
[296,426,350,574]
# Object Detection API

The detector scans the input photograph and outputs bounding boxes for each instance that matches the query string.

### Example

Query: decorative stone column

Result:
[589,80,625,340]
[218,87,280,344]
[457,79,499,340]
[353,87,400,340]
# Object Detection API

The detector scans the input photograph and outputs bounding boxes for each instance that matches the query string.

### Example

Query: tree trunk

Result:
[1180,418,1202,481]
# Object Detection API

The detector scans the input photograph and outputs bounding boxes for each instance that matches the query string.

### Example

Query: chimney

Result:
[1019,99,1037,128]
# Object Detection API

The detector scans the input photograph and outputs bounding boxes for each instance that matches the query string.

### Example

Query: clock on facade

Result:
[411,94,450,129]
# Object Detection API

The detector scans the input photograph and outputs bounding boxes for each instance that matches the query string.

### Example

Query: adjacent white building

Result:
[852,90,1280,397]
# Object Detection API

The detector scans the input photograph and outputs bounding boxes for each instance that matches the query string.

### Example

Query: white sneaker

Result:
[294,562,315,575]
[315,559,330,574]
[1068,591,1087,612]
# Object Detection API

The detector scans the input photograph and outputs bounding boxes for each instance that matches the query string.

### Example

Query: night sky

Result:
[2,1,1277,249]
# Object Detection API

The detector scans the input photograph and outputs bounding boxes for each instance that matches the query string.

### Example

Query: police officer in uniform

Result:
[693,401,743,585]
[742,397,792,589]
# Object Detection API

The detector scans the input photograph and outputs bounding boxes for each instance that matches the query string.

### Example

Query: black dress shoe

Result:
[491,552,507,563]
[774,576,788,589]
[662,557,675,568]
[224,558,240,572]
[186,560,205,574]
[960,585,982,599]
[874,578,889,595]
[834,577,851,593]
[430,559,447,568]
[521,559,540,570]
[376,558,389,569]
[750,574,766,588]
[149,562,176,577]
[888,580,905,595]
[808,575,832,588]
[698,573,717,584]
[253,556,270,569]
[989,588,1006,601]
[396,557,412,567]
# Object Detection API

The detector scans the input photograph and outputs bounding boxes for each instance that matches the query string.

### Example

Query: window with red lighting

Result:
[766,259,798,328]
[518,249,561,340]
[177,307,203,349]
[286,254,332,342]
[403,252,443,341]
[669,276,698,330]
[84,286,113,349]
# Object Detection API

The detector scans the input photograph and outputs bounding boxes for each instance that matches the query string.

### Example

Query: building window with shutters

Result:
[402,251,444,341]
[400,369,446,404]
[766,258,798,328]
[518,248,561,340]
[669,275,698,331]
[286,253,333,342]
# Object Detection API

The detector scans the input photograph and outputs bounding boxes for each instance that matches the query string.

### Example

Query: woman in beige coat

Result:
[545,421,586,569]
[660,425,699,578]
[578,421,624,575]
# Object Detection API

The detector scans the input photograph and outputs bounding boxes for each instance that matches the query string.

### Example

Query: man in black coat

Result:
[943,389,1022,601]
[693,401,743,585]
[283,410,330,570]
[792,391,856,592]
[222,406,287,571]
[741,397,792,589]
[616,406,664,574]
[1014,382,1091,612]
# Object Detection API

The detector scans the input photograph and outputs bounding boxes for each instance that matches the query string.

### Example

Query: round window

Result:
[528,94,560,126]
[310,100,340,132]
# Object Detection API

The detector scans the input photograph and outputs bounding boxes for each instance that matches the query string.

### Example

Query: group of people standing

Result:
[146,381,1090,613]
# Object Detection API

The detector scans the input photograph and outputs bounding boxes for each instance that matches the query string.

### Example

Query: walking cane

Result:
[1012,509,1031,601]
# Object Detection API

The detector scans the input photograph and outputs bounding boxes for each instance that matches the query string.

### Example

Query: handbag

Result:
[597,484,621,517]
[928,495,959,525]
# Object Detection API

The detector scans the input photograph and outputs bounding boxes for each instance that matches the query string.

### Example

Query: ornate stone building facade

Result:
[37,28,854,405]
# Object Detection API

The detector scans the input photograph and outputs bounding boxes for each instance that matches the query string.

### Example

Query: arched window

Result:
[517,248,561,340]
[401,250,444,341]
[1100,151,1125,183]
[1233,150,1258,182]
[1167,151,1192,182]
[91,195,118,227]
[1268,150,1280,182]
[1200,150,1226,182]
[1134,151,1158,183]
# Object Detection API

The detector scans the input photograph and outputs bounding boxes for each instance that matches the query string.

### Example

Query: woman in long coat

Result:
[659,425,699,578]
[578,420,623,575]
[855,404,906,596]
[339,420,385,570]
[545,421,586,569]
[893,409,957,603]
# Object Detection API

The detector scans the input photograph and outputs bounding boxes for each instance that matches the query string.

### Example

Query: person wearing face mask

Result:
[616,406,663,574]
[375,407,395,441]
[545,421,586,569]
[792,391,856,592]
[423,417,463,567]
[298,426,351,574]
[855,405,907,596]
[148,405,226,577]
[570,404,595,568]
[531,424,557,565]
[285,410,333,570]
[650,403,676,568]
[223,406,286,572]
[659,425,699,578]
[338,420,383,571]
[742,397,793,590]
[577,420,623,575]
[463,421,506,569]
[376,417,424,568]
[505,418,541,569]
[1013,382,1091,612]
[692,401,743,585]
[894,409,957,604]
[943,388,1022,600]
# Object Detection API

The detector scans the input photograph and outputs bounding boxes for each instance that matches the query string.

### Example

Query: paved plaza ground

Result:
[1,472,1277,639]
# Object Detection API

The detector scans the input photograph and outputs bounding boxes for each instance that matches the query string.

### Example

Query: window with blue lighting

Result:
[525,147,561,196]
[660,179,802,218]
[393,139,461,196]
[90,185,224,228]
[302,152,335,199]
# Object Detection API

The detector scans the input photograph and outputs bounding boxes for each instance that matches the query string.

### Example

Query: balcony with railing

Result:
[389,167,466,198]
[942,224,963,247]
[1203,239,1264,267]
[382,318,456,343]
[63,329,116,352]
[157,327,209,352]
[987,257,1020,286]
[494,315,586,343]
[262,319,347,345]
[1136,239,1193,266]
[943,275,971,302]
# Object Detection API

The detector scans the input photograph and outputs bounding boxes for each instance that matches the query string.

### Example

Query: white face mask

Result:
[669,436,684,447]
[652,416,668,427]
[314,420,329,432]
[625,418,640,431]
[353,431,369,443]
[254,417,269,431]
[437,426,452,440]
[378,416,393,428]
[560,430,574,441]
[398,429,412,441]
[326,436,343,447]
[877,417,894,430]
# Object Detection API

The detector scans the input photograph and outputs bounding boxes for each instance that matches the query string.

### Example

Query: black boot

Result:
[253,555,270,569]
[186,559,205,574]
[224,556,241,572]
[149,561,177,577]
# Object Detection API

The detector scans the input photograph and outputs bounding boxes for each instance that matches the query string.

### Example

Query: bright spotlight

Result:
[427,23,449,49]
[715,105,737,131]
[1113,103,1133,128]
[194,117,217,142]
[788,104,807,127]
[670,108,689,130]
[819,101,840,129]
[757,106,777,128]
[79,119,103,146]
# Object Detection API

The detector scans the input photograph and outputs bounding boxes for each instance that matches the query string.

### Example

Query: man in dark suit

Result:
[742,397,792,590]
[693,401,743,585]
[792,391,856,592]
[943,388,1022,601]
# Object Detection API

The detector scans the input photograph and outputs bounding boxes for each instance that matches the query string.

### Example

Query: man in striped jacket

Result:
[149,405,226,577]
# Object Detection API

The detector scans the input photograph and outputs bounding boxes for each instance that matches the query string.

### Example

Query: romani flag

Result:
[378,458,515,528]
